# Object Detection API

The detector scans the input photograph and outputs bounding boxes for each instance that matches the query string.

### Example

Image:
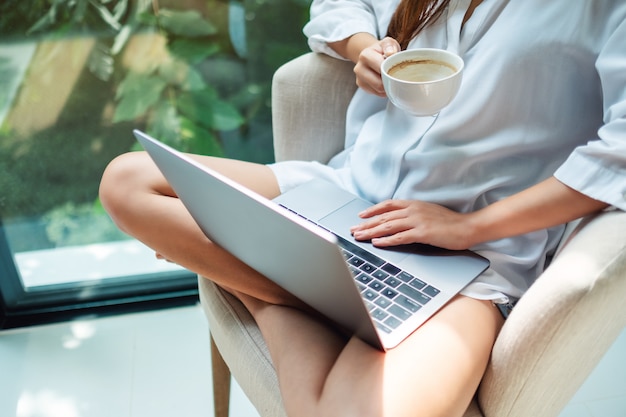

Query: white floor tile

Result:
[558,404,593,417]
[571,329,626,403]
[559,328,626,417]
[0,315,135,417]
[0,305,259,417]
[129,306,215,417]
[587,396,626,417]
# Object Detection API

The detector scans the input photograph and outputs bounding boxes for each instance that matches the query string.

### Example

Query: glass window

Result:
[0,0,311,327]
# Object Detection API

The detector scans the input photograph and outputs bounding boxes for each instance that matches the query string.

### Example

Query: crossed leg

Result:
[100,151,503,417]
[99,151,303,307]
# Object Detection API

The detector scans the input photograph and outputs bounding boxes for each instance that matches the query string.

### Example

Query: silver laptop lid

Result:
[134,130,385,349]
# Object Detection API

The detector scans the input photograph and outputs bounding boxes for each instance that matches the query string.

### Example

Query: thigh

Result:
[320,295,503,417]
[105,151,281,200]
[187,154,281,199]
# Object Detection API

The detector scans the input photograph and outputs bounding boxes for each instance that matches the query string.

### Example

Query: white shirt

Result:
[273,0,626,301]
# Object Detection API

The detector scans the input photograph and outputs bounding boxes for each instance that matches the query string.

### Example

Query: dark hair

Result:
[387,0,451,49]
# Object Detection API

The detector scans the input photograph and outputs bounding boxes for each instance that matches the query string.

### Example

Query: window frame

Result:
[0,221,199,329]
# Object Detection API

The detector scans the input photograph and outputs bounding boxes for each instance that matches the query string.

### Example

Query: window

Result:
[0,0,310,328]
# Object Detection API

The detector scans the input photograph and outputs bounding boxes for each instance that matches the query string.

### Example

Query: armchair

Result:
[199,52,626,417]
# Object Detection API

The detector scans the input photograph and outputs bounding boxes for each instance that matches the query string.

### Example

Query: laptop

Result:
[134,130,489,351]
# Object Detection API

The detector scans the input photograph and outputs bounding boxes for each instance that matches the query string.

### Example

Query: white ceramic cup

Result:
[381,48,464,116]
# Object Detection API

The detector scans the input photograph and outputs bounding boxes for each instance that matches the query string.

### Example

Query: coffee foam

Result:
[388,59,457,82]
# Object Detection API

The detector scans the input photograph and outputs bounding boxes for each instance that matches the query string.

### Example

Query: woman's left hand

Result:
[350,199,477,251]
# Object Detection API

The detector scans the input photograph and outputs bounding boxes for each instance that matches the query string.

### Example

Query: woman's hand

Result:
[354,37,401,97]
[350,200,477,251]
[349,179,609,252]
[329,34,401,97]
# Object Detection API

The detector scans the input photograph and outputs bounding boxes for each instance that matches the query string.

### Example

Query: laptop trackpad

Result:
[318,199,408,264]
[272,179,357,222]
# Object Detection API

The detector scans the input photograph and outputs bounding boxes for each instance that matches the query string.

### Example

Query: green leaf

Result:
[158,59,189,86]
[27,7,56,34]
[168,38,219,64]
[113,72,167,122]
[158,9,217,37]
[210,99,245,131]
[179,117,224,156]
[177,89,244,131]
[177,88,218,127]
[156,60,205,91]
[147,100,180,140]
[183,67,207,91]
[137,11,158,26]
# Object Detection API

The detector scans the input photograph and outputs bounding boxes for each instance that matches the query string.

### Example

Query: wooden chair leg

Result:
[211,333,231,417]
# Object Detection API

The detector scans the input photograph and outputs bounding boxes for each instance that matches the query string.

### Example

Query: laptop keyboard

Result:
[278,204,440,334]
[335,234,440,334]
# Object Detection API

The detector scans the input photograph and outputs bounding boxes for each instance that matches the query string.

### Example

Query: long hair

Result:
[387,0,451,49]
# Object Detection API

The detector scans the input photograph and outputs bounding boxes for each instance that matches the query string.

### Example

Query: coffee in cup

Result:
[387,59,457,82]
[381,48,464,116]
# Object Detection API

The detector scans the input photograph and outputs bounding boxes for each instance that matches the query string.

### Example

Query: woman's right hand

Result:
[329,34,401,97]
[354,37,401,97]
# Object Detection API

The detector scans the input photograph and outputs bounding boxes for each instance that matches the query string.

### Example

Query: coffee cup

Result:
[381,48,464,116]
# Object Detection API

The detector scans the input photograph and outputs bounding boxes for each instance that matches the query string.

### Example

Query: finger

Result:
[371,229,416,247]
[355,42,392,96]
[359,200,408,219]
[355,62,386,96]
[356,74,387,96]
[380,37,401,58]
[352,216,413,241]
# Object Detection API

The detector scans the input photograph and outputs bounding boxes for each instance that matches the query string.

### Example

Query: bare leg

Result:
[101,151,502,417]
[238,292,503,417]
[99,151,305,308]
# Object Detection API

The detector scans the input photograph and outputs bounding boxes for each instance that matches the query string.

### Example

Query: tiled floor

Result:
[559,327,626,417]
[0,304,624,417]
[0,305,259,417]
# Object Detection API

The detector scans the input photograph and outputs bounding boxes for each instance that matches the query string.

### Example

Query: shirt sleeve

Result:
[554,15,626,211]
[303,0,381,59]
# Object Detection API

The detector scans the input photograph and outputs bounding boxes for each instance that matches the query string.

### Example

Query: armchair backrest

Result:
[272,53,357,163]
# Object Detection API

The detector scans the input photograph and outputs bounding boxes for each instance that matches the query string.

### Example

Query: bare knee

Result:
[99,151,162,232]
[100,152,138,208]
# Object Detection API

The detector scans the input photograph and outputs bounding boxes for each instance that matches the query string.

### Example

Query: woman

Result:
[99,0,626,415]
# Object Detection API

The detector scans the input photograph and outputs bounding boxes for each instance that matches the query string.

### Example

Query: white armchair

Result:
[199,52,626,417]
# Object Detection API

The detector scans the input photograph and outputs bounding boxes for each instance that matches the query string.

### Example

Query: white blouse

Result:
[271,0,626,302]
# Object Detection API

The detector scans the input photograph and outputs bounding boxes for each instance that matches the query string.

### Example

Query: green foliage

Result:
[156,9,218,37]
[169,39,220,63]
[3,0,244,156]
[0,0,312,251]
[44,201,128,247]
[114,72,168,122]
[25,0,130,35]
[111,6,246,153]
[0,0,50,36]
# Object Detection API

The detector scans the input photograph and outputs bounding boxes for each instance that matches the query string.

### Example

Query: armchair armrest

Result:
[478,210,626,417]
[272,52,357,163]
